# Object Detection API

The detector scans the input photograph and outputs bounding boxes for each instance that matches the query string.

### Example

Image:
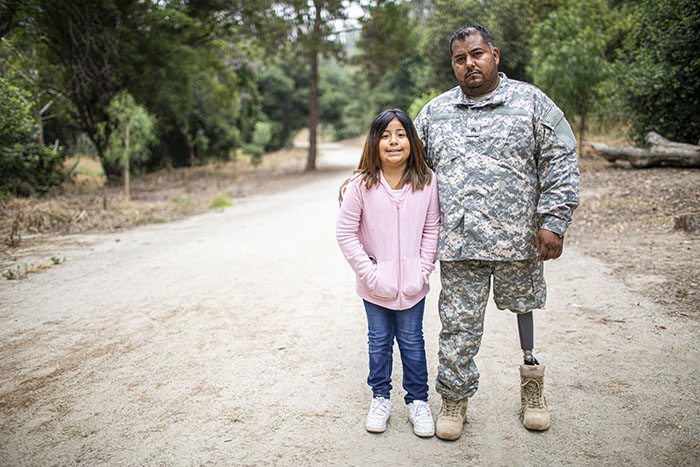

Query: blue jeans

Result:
[363,298,429,404]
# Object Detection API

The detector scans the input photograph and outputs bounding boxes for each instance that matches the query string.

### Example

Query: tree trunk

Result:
[88,126,122,185]
[584,132,700,168]
[577,98,586,158]
[307,52,318,172]
[100,158,123,186]
[124,126,130,200]
[305,1,322,172]
[100,155,123,185]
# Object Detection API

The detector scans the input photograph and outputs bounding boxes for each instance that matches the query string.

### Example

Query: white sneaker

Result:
[365,397,392,433]
[407,400,435,437]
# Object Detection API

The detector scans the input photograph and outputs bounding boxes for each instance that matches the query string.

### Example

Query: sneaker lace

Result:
[521,376,544,411]
[412,401,430,419]
[370,398,390,417]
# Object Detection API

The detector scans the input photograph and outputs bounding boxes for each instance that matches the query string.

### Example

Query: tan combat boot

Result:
[435,397,468,440]
[520,364,550,431]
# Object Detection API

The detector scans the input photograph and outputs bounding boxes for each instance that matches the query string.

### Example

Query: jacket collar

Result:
[451,72,509,108]
[379,169,409,200]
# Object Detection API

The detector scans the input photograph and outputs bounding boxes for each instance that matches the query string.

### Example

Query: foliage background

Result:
[1,0,698,196]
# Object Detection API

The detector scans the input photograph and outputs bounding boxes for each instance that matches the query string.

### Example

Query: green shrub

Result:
[252,121,273,149]
[0,143,70,196]
[209,192,232,209]
[611,0,700,144]
[0,79,70,196]
[242,143,264,166]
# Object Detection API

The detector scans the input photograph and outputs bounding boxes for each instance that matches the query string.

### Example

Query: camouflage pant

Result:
[436,259,546,400]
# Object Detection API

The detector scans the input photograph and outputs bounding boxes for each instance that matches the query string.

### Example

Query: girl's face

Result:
[378,118,410,171]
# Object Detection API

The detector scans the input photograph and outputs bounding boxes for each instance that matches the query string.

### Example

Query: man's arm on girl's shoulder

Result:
[413,107,428,146]
[419,175,440,278]
[338,171,361,208]
[413,108,436,170]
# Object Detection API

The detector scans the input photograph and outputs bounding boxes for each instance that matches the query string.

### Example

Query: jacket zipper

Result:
[396,201,402,310]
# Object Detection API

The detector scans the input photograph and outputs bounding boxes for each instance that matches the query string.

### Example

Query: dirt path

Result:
[1,143,698,466]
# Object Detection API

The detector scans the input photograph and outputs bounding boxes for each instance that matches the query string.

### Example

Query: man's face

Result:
[451,34,500,97]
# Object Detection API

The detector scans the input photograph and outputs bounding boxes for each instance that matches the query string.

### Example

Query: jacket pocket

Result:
[436,150,467,235]
[402,257,426,297]
[484,114,534,167]
[369,260,399,299]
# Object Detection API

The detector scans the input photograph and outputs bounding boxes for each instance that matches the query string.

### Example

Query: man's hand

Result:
[338,171,361,208]
[535,229,563,261]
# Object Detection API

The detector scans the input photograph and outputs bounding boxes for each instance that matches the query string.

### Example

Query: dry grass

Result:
[0,146,310,251]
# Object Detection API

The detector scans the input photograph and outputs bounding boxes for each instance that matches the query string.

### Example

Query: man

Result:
[414,24,579,440]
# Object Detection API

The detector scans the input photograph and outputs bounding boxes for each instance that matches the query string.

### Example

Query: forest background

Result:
[0,0,698,199]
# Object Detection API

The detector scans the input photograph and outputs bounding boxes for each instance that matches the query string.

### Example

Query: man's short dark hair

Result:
[449,25,495,57]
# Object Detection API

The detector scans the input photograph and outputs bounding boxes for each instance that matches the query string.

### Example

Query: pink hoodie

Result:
[336,170,440,310]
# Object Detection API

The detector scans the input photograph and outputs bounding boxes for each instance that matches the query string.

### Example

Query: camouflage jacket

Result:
[414,73,580,261]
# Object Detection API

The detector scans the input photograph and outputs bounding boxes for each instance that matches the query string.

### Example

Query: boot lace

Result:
[521,376,544,413]
[441,398,461,418]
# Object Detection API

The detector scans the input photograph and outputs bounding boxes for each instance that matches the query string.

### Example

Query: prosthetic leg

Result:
[517,312,550,430]
[517,312,538,365]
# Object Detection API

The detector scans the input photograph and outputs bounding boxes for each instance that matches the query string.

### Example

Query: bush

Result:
[611,0,700,144]
[0,143,69,197]
[252,121,273,149]
[0,79,69,196]
[241,143,264,166]
[0,79,33,147]
[208,192,232,209]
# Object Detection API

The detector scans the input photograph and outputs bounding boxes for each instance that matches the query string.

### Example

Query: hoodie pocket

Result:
[402,257,425,297]
[370,260,399,300]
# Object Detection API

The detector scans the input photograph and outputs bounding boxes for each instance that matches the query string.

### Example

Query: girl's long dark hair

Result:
[357,108,431,191]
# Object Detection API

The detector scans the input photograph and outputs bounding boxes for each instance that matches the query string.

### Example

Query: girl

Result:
[336,109,440,437]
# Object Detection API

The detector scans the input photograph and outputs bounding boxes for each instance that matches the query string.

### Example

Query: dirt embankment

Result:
[568,155,700,316]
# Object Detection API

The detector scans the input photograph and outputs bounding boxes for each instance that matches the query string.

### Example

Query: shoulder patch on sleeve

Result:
[543,104,577,150]
[543,104,563,129]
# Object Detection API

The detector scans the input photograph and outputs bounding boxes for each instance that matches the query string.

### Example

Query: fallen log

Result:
[584,132,700,168]
[674,213,700,234]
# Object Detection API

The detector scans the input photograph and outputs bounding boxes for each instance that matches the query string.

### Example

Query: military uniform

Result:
[414,73,580,400]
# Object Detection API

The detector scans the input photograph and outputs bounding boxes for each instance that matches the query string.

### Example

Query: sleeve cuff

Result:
[541,216,567,237]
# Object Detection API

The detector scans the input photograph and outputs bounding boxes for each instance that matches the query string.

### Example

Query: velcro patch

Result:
[543,105,576,150]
